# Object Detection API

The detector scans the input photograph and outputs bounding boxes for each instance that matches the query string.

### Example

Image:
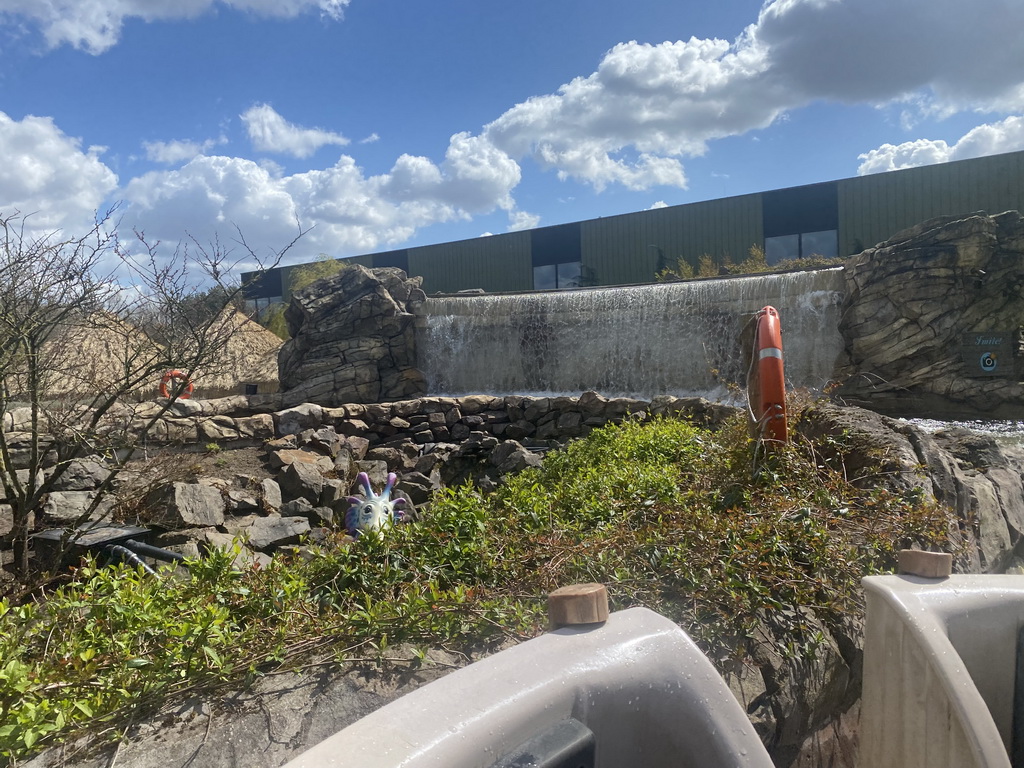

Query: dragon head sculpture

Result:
[345,471,407,536]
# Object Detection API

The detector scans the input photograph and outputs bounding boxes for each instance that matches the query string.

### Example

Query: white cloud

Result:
[858,115,1024,174]
[0,0,349,54]
[0,111,117,232]
[143,136,227,164]
[468,0,1024,192]
[241,104,350,159]
[13,0,1024,263]
[507,210,540,231]
[751,0,1024,114]
[648,201,668,210]
[119,141,522,263]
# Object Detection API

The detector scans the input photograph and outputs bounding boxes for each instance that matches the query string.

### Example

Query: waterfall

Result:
[417,269,845,399]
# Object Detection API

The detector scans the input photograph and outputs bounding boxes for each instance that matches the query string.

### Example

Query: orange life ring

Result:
[159,369,194,399]
[750,306,787,444]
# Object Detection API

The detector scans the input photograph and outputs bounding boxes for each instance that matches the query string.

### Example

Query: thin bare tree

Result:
[0,209,305,578]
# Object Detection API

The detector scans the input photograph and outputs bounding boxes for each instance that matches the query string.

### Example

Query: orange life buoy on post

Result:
[159,369,194,400]
[750,306,787,444]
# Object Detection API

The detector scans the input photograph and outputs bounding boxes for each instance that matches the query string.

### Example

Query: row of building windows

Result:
[764,229,839,263]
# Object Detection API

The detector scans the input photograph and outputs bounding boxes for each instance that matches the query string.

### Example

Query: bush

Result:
[0,413,952,759]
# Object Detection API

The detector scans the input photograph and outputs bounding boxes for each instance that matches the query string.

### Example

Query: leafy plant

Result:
[0,412,952,760]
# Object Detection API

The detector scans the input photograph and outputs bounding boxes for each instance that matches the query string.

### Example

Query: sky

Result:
[0,0,1023,277]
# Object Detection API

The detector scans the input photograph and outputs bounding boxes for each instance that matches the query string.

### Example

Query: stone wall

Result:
[278,265,426,406]
[835,211,1024,418]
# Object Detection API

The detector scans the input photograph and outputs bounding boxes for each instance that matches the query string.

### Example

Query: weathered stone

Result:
[280,498,314,518]
[282,499,334,526]
[149,483,226,528]
[260,478,282,512]
[42,491,115,523]
[278,460,324,505]
[353,460,389,491]
[235,414,275,440]
[226,489,260,514]
[490,441,544,476]
[275,403,325,436]
[220,515,262,535]
[49,458,111,492]
[197,416,241,442]
[398,471,440,505]
[301,427,345,458]
[835,211,1024,418]
[278,266,425,406]
[269,449,333,472]
[243,516,311,551]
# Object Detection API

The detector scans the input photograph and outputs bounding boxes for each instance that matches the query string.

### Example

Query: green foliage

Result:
[287,254,346,295]
[260,303,289,341]
[0,415,952,760]
[655,244,842,282]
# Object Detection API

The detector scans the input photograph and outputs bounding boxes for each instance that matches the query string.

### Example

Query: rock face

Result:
[797,402,1024,574]
[835,211,1024,418]
[278,266,427,406]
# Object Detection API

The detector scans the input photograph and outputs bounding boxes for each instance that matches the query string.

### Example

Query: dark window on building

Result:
[531,223,582,290]
[762,182,839,263]
[764,230,838,263]
[531,223,581,266]
[373,249,409,273]
[533,264,557,290]
[241,268,283,300]
[533,261,582,290]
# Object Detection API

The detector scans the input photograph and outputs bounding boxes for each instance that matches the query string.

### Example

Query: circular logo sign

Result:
[980,352,998,372]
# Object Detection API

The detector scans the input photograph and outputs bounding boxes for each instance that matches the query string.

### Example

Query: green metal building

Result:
[243,149,1024,307]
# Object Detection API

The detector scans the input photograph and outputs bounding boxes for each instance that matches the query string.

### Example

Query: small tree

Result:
[0,209,304,578]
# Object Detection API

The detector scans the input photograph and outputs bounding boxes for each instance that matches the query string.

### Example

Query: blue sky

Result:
[0,0,1022,275]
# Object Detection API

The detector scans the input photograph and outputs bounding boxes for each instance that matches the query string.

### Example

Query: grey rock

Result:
[835,211,1024,419]
[226,489,260,513]
[244,516,311,551]
[49,458,112,492]
[278,460,324,505]
[149,483,226,528]
[260,478,282,512]
[43,491,115,523]
[275,403,325,436]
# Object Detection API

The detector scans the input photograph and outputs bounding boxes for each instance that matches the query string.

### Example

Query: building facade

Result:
[243,149,1024,305]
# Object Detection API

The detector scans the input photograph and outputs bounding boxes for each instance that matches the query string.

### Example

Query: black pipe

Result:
[122,539,187,564]
[101,544,158,576]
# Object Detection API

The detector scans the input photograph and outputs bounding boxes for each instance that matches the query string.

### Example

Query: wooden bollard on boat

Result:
[897,549,952,578]
[548,583,609,629]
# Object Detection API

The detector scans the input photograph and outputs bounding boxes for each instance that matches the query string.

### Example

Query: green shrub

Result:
[0,414,951,760]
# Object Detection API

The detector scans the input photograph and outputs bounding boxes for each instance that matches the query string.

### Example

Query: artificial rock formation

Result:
[278,265,427,406]
[835,211,1024,418]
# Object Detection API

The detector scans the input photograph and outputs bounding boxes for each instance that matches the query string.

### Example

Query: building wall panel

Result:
[839,151,1024,256]
[580,194,763,286]
[409,232,532,294]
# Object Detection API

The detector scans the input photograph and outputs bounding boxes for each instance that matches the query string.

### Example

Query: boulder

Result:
[260,478,282,512]
[278,266,426,406]
[274,403,325,436]
[835,211,1024,418]
[278,461,324,505]
[42,491,115,523]
[148,483,226,528]
[48,458,111,492]
[244,516,310,551]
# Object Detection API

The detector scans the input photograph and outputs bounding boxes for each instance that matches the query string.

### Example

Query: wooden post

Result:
[548,583,609,629]
[898,549,952,579]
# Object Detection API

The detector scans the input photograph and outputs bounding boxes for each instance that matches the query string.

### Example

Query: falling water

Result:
[417,269,846,399]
